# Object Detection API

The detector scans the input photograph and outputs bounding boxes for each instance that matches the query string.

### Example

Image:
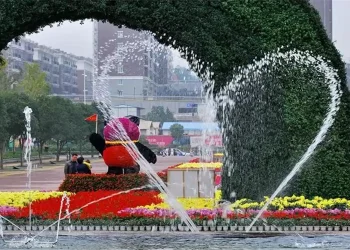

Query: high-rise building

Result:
[309,0,332,39]
[94,22,169,98]
[3,38,92,95]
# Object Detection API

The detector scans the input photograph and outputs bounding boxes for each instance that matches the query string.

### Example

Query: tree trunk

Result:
[0,143,4,170]
[79,140,82,156]
[56,140,60,162]
[38,141,44,164]
[19,136,24,167]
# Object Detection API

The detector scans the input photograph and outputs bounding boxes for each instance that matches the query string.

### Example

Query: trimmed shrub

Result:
[59,173,167,192]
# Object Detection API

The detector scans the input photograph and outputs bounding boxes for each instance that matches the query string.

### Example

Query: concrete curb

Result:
[3,225,348,232]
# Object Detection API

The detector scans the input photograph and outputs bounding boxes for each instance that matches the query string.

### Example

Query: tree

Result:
[170,124,184,142]
[17,63,50,99]
[145,106,175,123]
[1,92,38,167]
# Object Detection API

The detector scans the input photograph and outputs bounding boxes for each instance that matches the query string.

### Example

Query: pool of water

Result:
[1,232,350,249]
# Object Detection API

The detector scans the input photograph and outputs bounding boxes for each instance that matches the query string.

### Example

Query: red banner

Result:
[146,135,174,147]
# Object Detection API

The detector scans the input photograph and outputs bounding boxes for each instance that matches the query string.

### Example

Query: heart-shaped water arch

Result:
[0,0,349,201]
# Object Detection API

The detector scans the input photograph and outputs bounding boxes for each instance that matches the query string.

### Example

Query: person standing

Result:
[77,156,92,174]
[64,153,78,177]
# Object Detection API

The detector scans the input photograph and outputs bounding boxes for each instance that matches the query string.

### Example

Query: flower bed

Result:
[59,173,167,192]
[0,191,68,208]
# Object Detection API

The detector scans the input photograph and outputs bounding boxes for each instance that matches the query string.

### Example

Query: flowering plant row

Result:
[172,162,222,169]
[10,190,162,220]
[58,173,167,192]
[229,195,350,210]
[0,191,69,208]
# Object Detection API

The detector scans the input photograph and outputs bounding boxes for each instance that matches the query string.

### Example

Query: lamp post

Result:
[83,70,87,104]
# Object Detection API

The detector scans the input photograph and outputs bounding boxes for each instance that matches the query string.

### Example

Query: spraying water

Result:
[202,49,341,232]
[23,106,33,233]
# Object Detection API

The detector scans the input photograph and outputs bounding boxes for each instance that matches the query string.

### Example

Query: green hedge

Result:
[58,173,167,192]
[0,0,348,199]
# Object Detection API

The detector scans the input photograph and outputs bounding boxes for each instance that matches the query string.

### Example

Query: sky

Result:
[26,0,350,65]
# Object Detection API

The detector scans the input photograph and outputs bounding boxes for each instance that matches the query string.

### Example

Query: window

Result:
[117,42,123,51]
[117,31,123,38]
[178,108,197,113]
[117,64,124,73]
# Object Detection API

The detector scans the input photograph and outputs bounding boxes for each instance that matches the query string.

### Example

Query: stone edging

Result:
[3,225,349,232]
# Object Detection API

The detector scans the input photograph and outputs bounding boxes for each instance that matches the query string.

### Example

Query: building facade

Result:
[95,22,170,98]
[309,0,332,39]
[3,38,92,95]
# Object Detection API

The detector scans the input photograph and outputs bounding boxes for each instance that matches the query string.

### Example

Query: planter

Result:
[230,225,237,231]
[126,226,132,231]
[276,226,282,231]
[222,226,228,231]
[264,226,271,231]
[216,226,223,231]
[20,226,25,231]
[64,226,70,231]
[139,226,145,231]
[114,226,120,231]
[178,225,184,231]
[209,226,216,231]
[237,226,245,231]
[171,226,177,231]
[164,226,170,232]
[102,226,107,231]
[295,226,302,231]
[145,226,152,231]
[133,226,139,231]
[25,225,31,231]
[88,226,94,231]
[203,226,209,231]
[334,226,340,231]
[250,226,258,232]
[307,226,313,231]
[152,226,158,232]
[320,226,327,231]
[95,226,101,231]
[283,226,290,231]
[75,226,82,231]
[120,226,126,231]
[158,226,165,231]
[6,225,14,231]
[258,226,264,232]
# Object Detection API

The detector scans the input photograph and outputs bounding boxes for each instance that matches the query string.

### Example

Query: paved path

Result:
[0,156,194,191]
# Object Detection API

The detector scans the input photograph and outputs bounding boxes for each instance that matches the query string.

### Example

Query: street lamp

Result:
[83,71,87,104]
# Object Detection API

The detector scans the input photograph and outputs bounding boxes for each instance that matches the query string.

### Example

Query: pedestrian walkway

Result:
[0,156,194,191]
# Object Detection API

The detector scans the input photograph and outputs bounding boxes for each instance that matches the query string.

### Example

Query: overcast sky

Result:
[26,0,350,66]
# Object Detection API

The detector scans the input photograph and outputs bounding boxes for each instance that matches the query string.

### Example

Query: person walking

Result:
[64,153,78,177]
[77,156,92,174]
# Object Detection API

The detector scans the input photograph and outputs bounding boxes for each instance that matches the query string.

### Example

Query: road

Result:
[0,156,194,191]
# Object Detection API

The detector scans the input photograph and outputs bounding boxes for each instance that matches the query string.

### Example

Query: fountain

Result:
[0,33,345,250]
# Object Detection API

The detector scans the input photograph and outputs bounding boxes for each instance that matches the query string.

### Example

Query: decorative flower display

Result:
[0,191,69,208]
[172,162,222,169]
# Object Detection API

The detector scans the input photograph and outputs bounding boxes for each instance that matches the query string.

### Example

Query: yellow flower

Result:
[174,163,222,169]
[0,191,71,208]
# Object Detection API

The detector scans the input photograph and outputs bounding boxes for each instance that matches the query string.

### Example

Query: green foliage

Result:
[169,124,184,141]
[145,106,175,123]
[17,63,50,99]
[0,0,348,199]
[58,173,167,192]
